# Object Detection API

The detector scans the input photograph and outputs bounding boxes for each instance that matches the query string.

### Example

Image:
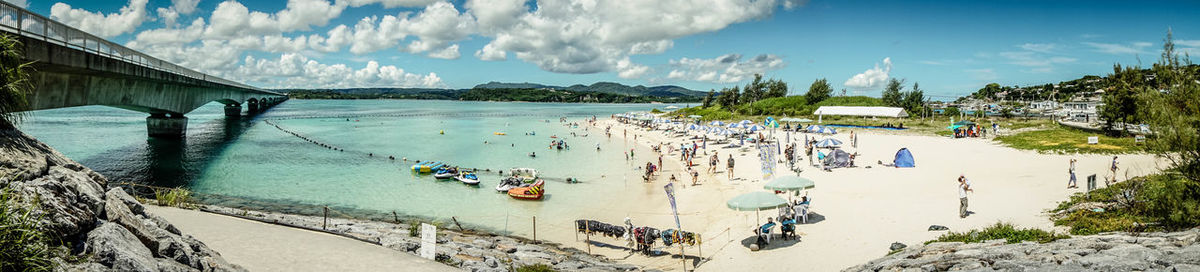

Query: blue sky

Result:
[12,0,1200,98]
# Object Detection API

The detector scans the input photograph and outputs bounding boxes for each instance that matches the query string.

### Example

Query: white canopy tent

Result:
[812,106,909,123]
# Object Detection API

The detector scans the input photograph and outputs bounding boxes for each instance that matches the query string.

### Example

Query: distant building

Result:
[1062,99,1104,123]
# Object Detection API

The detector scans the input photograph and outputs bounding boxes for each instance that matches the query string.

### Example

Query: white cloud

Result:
[426,44,461,59]
[50,0,150,38]
[616,58,650,79]
[1083,41,1153,55]
[475,43,507,61]
[156,7,181,27]
[233,53,444,88]
[1018,43,1056,53]
[129,18,206,47]
[397,1,476,57]
[344,0,439,8]
[998,51,1075,67]
[205,0,345,38]
[3,0,27,8]
[473,0,789,75]
[844,57,892,90]
[172,0,201,14]
[666,53,785,83]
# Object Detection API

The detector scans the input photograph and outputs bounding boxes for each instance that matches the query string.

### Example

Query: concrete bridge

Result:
[0,2,286,137]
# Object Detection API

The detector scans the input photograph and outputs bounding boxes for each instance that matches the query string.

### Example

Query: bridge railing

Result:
[0,1,268,93]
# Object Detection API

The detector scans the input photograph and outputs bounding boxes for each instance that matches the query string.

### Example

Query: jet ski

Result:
[496,168,539,191]
[456,171,480,185]
[433,167,458,179]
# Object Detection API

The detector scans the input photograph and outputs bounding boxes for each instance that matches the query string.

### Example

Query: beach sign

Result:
[1087,136,1099,145]
[420,223,436,260]
[664,183,682,230]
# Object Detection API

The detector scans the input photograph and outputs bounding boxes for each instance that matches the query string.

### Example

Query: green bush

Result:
[513,264,555,272]
[926,222,1068,244]
[1051,174,1200,235]
[0,188,56,271]
[1,34,34,128]
[154,188,192,207]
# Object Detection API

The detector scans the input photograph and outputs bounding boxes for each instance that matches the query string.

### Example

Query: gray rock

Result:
[890,242,907,251]
[11,166,106,237]
[85,222,157,272]
[156,258,200,272]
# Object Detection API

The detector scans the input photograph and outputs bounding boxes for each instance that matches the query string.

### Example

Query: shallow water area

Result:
[20,99,682,236]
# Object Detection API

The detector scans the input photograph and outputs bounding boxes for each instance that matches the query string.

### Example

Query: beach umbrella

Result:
[727,191,791,227]
[764,176,816,192]
[665,105,680,110]
[738,120,754,125]
[687,124,701,130]
[815,138,842,148]
[819,126,838,134]
[806,125,823,133]
[709,120,726,126]
[780,117,811,123]
[688,115,703,119]
[728,123,746,129]
[747,124,767,132]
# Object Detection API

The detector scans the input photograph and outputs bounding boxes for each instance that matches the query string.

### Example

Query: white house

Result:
[1061,99,1104,123]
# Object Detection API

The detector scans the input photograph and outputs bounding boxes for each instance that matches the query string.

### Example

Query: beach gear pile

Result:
[575,220,627,238]
[661,229,699,247]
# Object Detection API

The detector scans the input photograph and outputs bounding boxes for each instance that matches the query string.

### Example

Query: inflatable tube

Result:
[507,180,545,200]
[494,132,506,135]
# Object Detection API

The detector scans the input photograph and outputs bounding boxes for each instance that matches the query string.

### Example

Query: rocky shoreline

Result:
[0,128,242,271]
[845,228,1200,271]
[190,204,642,272]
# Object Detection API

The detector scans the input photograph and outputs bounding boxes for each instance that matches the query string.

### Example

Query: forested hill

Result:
[960,64,1200,102]
[473,81,706,97]
[283,88,701,103]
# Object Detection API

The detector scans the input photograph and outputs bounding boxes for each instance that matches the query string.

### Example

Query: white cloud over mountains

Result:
[667,54,786,83]
[47,0,795,88]
[844,57,891,90]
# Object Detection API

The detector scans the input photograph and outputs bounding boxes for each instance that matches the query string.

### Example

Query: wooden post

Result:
[585,221,592,254]
[323,206,329,230]
[533,216,537,242]
[452,217,466,232]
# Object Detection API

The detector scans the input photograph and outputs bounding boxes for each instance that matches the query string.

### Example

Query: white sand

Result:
[560,120,1164,271]
[146,205,457,272]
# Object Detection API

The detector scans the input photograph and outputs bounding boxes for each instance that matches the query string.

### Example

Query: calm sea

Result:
[19,99,681,234]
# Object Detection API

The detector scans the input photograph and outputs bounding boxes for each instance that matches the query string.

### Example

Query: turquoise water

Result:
[20,100,678,234]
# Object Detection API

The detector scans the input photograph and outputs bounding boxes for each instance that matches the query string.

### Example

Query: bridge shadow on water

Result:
[78,115,263,189]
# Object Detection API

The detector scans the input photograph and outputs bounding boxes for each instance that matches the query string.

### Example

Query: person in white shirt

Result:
[1068,159,1078,188]
[958,175,973,218]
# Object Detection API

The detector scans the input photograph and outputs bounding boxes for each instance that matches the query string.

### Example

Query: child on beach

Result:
[727,155,735,179]
[690,167,699,185]
[958,175,973,218]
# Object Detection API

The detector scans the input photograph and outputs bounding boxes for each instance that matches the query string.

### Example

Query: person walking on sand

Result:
[1068,158,1078,188]
[690,167,699,186]
[727,155,735,180]
[958,175,973,218]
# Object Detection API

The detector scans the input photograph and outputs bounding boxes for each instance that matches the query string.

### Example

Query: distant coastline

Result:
[285,88,703,103]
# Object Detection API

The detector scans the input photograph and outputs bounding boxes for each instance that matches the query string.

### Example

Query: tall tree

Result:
[902,82,926,113]
[1,34,32,128]
[805,78,832,105]
[882,78,905,107]
[741,74,765,104]
[702,90,715,108]
[1100,64,1147,135]
[766,79,789,98]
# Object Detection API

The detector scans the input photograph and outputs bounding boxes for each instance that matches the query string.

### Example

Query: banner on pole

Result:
[663,183,682,230]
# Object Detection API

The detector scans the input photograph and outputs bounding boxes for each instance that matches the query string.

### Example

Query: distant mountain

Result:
[472,82,561,90]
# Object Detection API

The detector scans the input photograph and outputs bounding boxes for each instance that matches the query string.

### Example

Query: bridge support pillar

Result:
[247,101,260,113]
[147,113,188,138]
[224,104,242,117]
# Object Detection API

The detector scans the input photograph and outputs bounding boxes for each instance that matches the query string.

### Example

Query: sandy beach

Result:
[546,119,1165,271]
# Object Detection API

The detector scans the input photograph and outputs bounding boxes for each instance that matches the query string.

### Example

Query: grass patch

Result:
[513,264,555,272]
[0,188,57,271]
[925,222,1068,245]
[995,125,1143,154]
[1051,173,1200,235]
[154,187,192,208]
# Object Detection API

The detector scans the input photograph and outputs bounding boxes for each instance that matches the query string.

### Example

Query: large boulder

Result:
[85,222,157,272]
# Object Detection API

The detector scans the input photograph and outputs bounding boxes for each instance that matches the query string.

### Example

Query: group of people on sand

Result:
[755,195,812,248]
[1065,156,1121,189]
[954,124,988,138]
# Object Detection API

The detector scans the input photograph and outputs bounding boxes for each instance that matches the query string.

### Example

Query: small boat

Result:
[456,171,480,185]
[507,180,545,200]
[433,168,458,179]
[494,132,506,135]
[495,168,538,191]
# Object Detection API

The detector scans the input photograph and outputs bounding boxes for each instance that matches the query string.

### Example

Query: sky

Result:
[7,0,1200,99]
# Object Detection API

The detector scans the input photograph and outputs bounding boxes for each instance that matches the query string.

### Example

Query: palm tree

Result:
[1,34,33,128]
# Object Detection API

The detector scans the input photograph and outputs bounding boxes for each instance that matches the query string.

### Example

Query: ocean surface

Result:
[18,100,679,235]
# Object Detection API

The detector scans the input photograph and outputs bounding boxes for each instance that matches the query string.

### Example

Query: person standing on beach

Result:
[1110,156,1119,182]
[958,175,973,218]
[1068,159,1078,188]
[727,155,735,179]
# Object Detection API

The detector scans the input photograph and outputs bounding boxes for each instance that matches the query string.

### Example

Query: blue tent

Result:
[893,148,915,168]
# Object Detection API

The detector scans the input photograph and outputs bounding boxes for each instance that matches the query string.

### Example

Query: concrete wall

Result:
[16,35,284,115]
